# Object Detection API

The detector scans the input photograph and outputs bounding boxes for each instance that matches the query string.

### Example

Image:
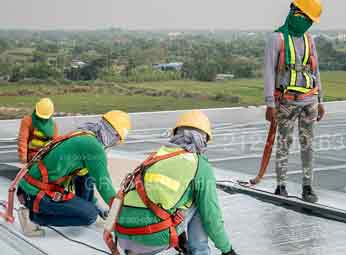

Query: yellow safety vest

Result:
[286,34,315,94]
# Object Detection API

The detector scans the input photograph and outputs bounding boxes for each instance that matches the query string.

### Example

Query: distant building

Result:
[152,62,183,71]
[216,74,235,81]
[0,75,10,81]
[168,32,182,39]
[338,33,346,42]
[70,60,87,69]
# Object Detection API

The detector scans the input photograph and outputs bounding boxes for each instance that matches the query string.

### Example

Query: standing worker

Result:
[264,0,325,202]
[104,110,238,255]
[18,98,58,163]
[17,111,131,237]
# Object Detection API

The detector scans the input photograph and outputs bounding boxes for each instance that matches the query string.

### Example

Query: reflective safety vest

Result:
[23,131,94,213]
[123,147,198,210]
[276,33,318,95]
[114,146,198,249]
[28,129,52,159]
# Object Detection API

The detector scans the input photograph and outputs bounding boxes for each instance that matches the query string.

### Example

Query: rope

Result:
[0,200,111,255]
[46,226,111,255]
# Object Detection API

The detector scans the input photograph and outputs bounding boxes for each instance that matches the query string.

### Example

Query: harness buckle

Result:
[121,173,135,193]
[172,211,184,225]
[294,64,304,72]
[51,192,63,202]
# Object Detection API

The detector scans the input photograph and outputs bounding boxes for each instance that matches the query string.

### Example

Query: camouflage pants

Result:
[275,102,318,186]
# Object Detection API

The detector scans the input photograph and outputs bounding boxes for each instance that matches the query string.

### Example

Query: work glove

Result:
[96,203,109,220]
[265,107,276,123]
[317,104,325,122]
[222,248,239,255]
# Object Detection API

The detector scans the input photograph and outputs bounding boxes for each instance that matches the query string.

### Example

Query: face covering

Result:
[78,119,120,148]
[276,7,313,65]
[169,127,208,154]
[31,111,55,138]
[287,12,313,36]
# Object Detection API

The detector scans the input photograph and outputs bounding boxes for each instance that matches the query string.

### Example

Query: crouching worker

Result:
[17,110,131,237]
[104,110,238,255]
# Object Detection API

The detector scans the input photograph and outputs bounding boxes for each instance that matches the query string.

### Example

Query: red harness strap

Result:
[25,160,75,213]
[114,150,187,248]
[274,87,318,102]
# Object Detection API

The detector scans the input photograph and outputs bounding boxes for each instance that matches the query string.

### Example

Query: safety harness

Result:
[107,149,189,253]
[0,131,95,223]
[245,33,319,186]
[21,131,94,213]
[275,32,318,102]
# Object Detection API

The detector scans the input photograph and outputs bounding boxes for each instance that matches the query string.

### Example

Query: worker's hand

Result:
[95,202,109,220]
[317,104,325,122]
[222,248,239,255]
[98,208,109,220]
[265,107,276,123]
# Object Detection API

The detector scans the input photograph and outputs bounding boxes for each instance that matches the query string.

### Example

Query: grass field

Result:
[0,71,345,119]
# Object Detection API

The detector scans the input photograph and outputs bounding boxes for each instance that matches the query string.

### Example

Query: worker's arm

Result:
[17,116,31,163]
[193,155,232,253]
[84,143,117,206]
[311,36,323,104]
[264,33,280,108]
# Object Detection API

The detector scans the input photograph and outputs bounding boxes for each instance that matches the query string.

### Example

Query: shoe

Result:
[274,185,288,197]
[302,186,318,203]
[17,207,45,237]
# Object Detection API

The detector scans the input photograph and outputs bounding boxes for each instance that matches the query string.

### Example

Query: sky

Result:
[0,0,344,30]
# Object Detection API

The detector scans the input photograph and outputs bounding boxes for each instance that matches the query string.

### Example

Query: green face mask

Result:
[287,12,313,37]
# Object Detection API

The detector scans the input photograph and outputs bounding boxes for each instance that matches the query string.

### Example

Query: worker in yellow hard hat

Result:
[264,0,324,202]
[17,110,131,237]
[17,98,58,163]
[104,110,238,255]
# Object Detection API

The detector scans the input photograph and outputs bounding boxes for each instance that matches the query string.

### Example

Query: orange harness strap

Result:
[26,160,75,213]
[114,150,187,249]
[275,87,318,102]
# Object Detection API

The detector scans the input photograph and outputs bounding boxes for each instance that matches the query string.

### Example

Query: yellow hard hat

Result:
[173,110,212,142]
[35,98,54,119]
[292,0,323,23]
[103,110,131,142]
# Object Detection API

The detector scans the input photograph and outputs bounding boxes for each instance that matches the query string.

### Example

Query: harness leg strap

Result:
[33,191,45,213]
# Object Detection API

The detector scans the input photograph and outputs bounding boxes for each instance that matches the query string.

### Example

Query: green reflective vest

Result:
[123,146,198,211]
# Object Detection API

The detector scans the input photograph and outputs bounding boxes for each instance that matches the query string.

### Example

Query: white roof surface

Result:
[1,104,346,254]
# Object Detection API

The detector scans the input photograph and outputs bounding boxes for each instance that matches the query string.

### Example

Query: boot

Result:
[274,185,288,197]
[17,207,45,237]
[302,186,318,203]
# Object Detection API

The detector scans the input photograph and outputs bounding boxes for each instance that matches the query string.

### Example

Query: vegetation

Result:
[0,29,345,119]
[0,29,344,83]
[0,71,345,119]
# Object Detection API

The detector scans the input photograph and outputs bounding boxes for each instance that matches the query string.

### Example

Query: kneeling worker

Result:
[17,110,131,236]
[106,110,238,255]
